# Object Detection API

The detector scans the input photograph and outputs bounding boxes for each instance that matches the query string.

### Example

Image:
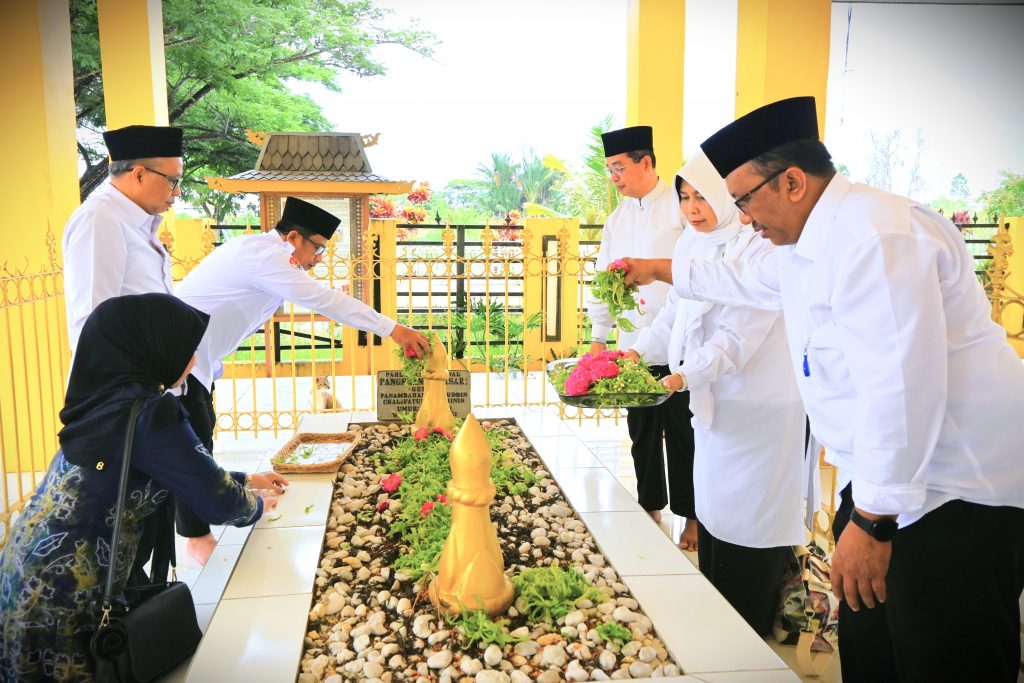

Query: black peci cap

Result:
[700,97,819,177]
[103,125,184,161]
[601,126,654,157]
[281,197,341,239]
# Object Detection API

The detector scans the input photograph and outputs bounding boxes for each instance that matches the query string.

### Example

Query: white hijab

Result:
[675,151,749,336]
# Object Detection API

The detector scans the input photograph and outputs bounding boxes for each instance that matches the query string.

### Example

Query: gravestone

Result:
[376,370,471,421]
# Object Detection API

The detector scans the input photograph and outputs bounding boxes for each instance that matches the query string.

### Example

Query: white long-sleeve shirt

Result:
[591,180,683,356]
[671,173,1024,526]
[634,228,805,547]
[62,181,173,351]
[176,230,396,392]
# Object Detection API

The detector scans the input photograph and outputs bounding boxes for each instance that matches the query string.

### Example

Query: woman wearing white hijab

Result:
[628,151,806,635]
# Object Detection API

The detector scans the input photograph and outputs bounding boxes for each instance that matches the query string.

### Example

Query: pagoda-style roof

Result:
[207,132,412,195]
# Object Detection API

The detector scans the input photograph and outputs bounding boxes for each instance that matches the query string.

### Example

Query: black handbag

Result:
[89,396,203,682]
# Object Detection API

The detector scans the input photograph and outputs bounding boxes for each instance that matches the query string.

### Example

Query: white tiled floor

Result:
[162,405,823,682]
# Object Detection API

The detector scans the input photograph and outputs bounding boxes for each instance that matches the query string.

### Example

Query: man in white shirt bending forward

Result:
[624,96,1024,683]
[176,197,429,564]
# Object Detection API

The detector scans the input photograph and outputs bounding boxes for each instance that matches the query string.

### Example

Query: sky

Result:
[305,0,1024,202]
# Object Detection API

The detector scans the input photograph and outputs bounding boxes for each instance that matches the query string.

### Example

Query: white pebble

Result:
[564,660,589,682]
[412,615,434,639]
[629,661,653,678]
[599,650,617,671]
[427,630,450,645]
[612,606,639,623]
[460,657,483,675]
[363,661,385,678]
[540,644,567,668]
[638,646,657,663]
[475,671,510,683]
[564,610,585,627]
[483,644,503,667]
[426,649,453,669]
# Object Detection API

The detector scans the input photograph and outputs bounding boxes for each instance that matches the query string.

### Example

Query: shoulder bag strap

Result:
[98,396,149,626]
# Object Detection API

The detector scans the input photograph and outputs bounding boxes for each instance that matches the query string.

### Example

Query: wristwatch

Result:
[849,508,898,541]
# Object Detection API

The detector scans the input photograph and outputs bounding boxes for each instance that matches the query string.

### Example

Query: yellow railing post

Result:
[991,217,1024,357]
[522,217,581,370]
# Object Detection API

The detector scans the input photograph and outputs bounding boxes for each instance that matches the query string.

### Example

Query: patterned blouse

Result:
[0,404,260,682]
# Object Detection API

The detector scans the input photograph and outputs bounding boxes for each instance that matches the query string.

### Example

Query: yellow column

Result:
[97,0,170,128]
[522,218,580,370]
[0,0,78,266]
[626,0,686,177]
[734,0,831,136]
[0,1,77,495]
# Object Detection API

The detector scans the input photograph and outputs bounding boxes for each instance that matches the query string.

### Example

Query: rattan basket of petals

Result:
[270,432,360,474]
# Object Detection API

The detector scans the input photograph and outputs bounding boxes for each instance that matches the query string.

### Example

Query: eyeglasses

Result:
[301,234,328,256]
[733,168,785,213]
[143,166,183,191]
[605,159,639,177]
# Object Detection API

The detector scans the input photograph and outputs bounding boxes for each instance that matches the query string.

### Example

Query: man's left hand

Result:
[391,324,430,357]
[831,513,892,611]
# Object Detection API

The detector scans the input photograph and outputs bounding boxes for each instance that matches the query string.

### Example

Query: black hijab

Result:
[58,293,210,468]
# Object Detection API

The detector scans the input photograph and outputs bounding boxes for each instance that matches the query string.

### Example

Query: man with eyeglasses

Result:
[624,97,1024,683]
[175,196,429,564]
[590,126,695,547]
[63,125,184,352]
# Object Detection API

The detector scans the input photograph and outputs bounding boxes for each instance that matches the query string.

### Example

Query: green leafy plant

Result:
[370,422,537,581]
[595,622,632,644]
[590,260,642,332]
[394,335,433,385]
[512,566,607,624]
[446,609,526,650]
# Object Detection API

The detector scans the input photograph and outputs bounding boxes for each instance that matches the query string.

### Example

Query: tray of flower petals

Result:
[547,352,670,409]
[270,431,360,474]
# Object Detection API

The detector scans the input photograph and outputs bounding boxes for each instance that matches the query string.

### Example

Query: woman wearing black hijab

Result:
[0,294,277,682]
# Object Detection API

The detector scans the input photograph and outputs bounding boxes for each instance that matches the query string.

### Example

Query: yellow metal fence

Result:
[3,217,1023,545]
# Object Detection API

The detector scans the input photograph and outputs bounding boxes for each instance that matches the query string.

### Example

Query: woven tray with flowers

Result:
[270,432,360,474]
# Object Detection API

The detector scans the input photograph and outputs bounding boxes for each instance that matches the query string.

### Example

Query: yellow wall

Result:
[97,0,170,128]
[0,0,78,268]
[735,0,831,136]
[626,0,686,178]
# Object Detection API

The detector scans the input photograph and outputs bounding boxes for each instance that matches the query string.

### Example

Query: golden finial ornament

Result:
[414,332,456,433]
[428,414,515,616]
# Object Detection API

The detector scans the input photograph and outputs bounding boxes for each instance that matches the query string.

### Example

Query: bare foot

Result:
[186,533,218,566]
[647,509,662,524]
[678,518,699,552]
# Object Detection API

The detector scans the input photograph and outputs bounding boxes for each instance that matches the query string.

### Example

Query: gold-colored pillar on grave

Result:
[428,414,515,616]
[414,331,456,433]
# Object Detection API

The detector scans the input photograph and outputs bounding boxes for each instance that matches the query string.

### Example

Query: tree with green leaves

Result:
[548,115,620,224]
[71,0,436,219]
[981,171,1024,220]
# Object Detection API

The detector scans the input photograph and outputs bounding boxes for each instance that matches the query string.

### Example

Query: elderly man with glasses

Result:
[589,126,697,549]
[175,196,429,564]
[63,125,185,352]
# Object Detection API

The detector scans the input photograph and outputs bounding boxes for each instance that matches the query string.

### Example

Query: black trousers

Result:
[696,522,790,636]
[834,483,1024,683]
[176,376,216,539]
[626,365,696,517]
